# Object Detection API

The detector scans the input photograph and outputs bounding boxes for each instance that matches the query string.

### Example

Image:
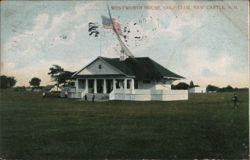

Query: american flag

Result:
[101,16,123,35]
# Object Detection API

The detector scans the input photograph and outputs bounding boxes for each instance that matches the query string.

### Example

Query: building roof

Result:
[74,56,184,80]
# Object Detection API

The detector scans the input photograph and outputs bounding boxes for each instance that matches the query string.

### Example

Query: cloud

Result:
[2,1,98,56]
[144,1,203,40]
[179,48,232,76]
[200,68,218,77]
[117,1,205,59]
[173,47,248,87]
[33,13,49,30]
[1,1,100,86]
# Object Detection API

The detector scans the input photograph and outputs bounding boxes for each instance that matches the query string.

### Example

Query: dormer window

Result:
[98,64,102,69]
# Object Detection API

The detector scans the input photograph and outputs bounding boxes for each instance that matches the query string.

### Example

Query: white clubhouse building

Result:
[69,56,188,101]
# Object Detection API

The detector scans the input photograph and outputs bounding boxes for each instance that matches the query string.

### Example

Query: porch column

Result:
[113,79,116,91]
[85,79,88,93]
[103,79,107,93]
[124,79,127,90]
[94,79,97,94]
[75,79,79,92]
[131,79,135,93]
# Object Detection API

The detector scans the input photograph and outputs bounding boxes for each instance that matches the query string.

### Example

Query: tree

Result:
[225,85,234,91]
[0,75,17,89]
[172,82,189,90]
[48,65,64,83]
[57,71,75,85]
[29,77,41,88]
[218,85,234,92]
[48,65,75,85]
[8,77,17,87]
[206,84,219,92]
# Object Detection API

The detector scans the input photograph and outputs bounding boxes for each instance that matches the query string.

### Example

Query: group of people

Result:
[84,94,95,102]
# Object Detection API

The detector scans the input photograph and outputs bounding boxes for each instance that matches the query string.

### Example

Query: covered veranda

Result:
[75,75,135,94]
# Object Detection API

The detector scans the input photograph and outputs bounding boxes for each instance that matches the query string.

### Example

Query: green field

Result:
[0,90,249,159]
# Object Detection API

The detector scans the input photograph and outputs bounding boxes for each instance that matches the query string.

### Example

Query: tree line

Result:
[171,81,247,92]
[28,65,75,88]
[0,64,75,89]
[171,81,199,90]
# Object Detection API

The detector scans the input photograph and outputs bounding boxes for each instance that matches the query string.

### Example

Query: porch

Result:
[71,76,188,101]
[75,77,135,98]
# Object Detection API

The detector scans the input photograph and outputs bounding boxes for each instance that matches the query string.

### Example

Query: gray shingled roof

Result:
[100,57,184,80]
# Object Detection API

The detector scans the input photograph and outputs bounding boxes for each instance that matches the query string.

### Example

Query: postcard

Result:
[0,0,249,159]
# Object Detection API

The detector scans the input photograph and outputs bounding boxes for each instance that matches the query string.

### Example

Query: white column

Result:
[103,79,107,93]
[75,79,79,92]
[123,79,127,100]
[131,79,135,93]
[75,79,79,99]
[113,79,116,91]
[85,79,88,93]
[94,79,97,94]
[124,79,127,90]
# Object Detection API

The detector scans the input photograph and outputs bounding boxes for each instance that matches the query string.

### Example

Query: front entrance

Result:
[97,79,103,93]
[88,79,94,93]
[97,79,114,93]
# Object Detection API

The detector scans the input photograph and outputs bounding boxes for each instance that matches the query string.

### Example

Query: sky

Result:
[1,0,249,88]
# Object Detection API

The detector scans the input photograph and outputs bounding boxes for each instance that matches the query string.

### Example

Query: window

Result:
[78,79,85,89]
[143,80,151,84]
[98,64,102,69]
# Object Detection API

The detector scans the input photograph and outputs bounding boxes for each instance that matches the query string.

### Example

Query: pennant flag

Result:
[101,16,123,35]
[88,22,99,37]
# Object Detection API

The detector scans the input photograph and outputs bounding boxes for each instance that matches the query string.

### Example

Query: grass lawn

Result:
[0,90,249,159]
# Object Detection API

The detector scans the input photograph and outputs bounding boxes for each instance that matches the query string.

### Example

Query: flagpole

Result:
[99,26,102,57]
[106,3,134,58]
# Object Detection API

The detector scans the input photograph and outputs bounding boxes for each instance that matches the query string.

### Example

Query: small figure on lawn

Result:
[64,90,68,98]
[84,94,87,101]
[92,94,95,102]
[232,93,239,109]
[42,92,46,98]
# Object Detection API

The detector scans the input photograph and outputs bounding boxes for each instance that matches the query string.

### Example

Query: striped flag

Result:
[101,16,123,35]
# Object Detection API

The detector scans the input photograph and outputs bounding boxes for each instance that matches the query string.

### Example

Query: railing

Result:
[110,88,188,101]
[68,87,188,101]
[109,90,115,100]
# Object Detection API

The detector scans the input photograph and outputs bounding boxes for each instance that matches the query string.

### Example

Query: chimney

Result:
[119,49,126,61]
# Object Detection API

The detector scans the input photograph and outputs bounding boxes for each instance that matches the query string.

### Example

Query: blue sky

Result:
[1,0,248,87]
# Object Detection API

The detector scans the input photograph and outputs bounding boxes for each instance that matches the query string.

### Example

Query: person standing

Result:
[42,92,46,98]
[64,90,68,98]
[232,93,239,109]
